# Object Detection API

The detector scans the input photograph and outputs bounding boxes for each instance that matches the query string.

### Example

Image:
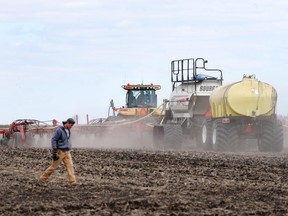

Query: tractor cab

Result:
[123,84,161,108]
[117,83,161,117]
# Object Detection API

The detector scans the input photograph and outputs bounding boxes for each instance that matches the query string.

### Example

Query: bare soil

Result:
[0,146,288,216]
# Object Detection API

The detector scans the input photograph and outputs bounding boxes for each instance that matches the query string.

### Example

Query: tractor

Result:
[76,83,164,149]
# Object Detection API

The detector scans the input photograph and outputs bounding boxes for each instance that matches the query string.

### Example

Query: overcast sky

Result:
[0,0,287,124]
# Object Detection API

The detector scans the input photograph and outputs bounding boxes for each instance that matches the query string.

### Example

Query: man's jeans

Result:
[40,150,77,185]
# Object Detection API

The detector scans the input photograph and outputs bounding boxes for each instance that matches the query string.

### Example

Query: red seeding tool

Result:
[0,119,57,147]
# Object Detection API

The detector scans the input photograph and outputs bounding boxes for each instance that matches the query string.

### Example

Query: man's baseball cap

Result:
[63,118,75,125]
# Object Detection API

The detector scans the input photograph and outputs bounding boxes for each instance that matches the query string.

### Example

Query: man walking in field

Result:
[39,118,78,186]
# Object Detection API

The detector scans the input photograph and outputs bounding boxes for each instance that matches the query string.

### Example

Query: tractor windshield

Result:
[126,90,157,108]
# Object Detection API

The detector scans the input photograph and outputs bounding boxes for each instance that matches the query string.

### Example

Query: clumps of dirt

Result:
[0,147,288,215]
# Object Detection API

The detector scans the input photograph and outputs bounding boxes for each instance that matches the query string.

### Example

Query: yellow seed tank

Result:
[210,76,277,118]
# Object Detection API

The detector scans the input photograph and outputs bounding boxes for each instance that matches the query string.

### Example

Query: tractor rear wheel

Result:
[163,124,183,150]
[201,119,213,150]
[228,124,240,152]
[259,122,283,152]
[212,120,239,152]
[212,120,227,151]
[153,125,164,150]
[273,124,284,152]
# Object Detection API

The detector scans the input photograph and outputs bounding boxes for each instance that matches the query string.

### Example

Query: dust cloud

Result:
[284,126,288,149]
[72,131,155,150]
[29,129,155,150]
[20,125,288,153]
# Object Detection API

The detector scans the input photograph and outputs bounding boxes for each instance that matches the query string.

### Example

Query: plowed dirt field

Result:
[0,146,288,216]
